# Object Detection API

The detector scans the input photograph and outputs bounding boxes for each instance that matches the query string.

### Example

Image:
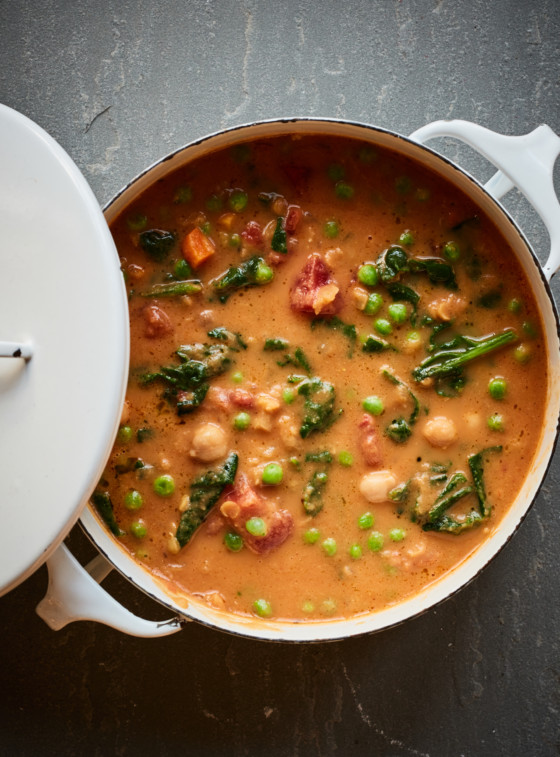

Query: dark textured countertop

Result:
[1,2,560,755]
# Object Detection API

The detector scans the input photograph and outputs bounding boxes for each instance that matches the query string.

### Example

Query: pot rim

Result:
[84,117,560,642]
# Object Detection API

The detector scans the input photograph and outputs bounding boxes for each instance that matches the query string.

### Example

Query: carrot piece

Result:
[182,227,216,268]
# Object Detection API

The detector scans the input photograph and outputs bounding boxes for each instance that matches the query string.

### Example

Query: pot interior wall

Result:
[86,120,560,642]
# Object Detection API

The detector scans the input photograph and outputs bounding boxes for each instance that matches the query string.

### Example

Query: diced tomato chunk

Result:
[220,475,293,554]
[182,227,216,268]
[358,414,384,467]
[290,253,342,315]
[142,305,173,339]
[284,205,303,233]
[241,220,263,248]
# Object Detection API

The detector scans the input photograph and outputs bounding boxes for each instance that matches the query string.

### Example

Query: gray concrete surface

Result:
[1,1,559,755]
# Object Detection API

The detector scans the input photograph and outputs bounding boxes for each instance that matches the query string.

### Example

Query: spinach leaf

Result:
[305,450,333,464]
[413,329,517,383]
[207,328,247,351]
[376,245,409,283]
[139,229,176,262]
[468,445,502,518]
[277,347,312,375]
[213,255,273,302]
[302,470,328,516]
[297,378,338,438]
[263,337,290,351]
[422,509,483,534]
[136,427,154,443]
[477,290,502,308]
[141,342,234,414]
[140,280,202,298]
[387,282,420,325]
[271,217,287,253]
[409,257,457,289]
[362,335,395,353]
[176,453,239,548]
[382,370,419,443]
[92,491,124,537]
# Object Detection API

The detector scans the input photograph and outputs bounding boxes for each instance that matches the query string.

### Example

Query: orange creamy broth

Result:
[97,135,547,622]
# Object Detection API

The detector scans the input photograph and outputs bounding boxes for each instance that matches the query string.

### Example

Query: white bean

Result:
[359,470,397,503]
[190,422,228,462]
[422,416,457,448]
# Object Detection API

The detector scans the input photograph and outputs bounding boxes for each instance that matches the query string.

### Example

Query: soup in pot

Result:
[94,134,547,622]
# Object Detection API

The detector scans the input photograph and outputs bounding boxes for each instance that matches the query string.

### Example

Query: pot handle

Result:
[36,543,184,637]
[409,120,560,281]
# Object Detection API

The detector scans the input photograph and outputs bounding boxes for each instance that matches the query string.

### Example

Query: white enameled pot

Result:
[36,119,560,642]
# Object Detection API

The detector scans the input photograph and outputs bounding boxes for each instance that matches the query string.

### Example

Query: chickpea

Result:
[190,422,228,462]
[422,416,457,448]
[359,470,397,503]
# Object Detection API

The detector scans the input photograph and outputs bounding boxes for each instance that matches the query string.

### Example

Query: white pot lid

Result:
[0,104,129,595]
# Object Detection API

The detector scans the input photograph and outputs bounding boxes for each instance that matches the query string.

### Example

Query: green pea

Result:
[514,343,531,364]
[229,190,249,213]
[327,163,345,181]
[246,517,267,536]
[508,297,523,314]
[488,377,507,400]
[367,531,384,552]
[398,229,415,246]
[124,490,143,510]
[321,599,337,615]
[304,527,320,545]
[255,260,274,283]
[415,188,431,202]
[395,176,412,194]
[406,330,421,346]
[388,303,408,324]
[523,321,537,338]
[358,511,374,530]
[374,318,392,336]
[231,144,251,163]
[229,232,241,248]
[173,186,192,204]
[224,531,244,552]
[302,600,315,613]
[117,425,133,444]
[349,544,362,560]
[324,220,339,238]
[389,527,406,542]
[358,146,377,164]
[206,194,222,212]
[364,292,383,315]
[488,413,505,432]
[231,371,244,384]
[337,451,354,467]
[322,537,337,557]
[233,412,251,430]
[173,258,192,279]
[362,395,384,416]
[262,462,283,485]
[153,475,175,497]
[443,241,460,261]
[126,212,148,231]
[282,388,295,404]
[335,181,354,199]
[357,263,379,287]
[130,520,147,538]
[253,598,272,618]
